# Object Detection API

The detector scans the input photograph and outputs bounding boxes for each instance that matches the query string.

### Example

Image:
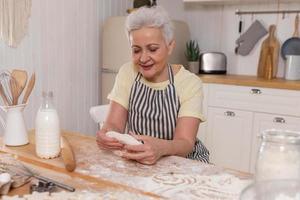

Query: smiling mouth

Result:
[140,64,153,71]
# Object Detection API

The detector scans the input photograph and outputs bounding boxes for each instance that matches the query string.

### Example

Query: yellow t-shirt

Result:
[108,62,205,121]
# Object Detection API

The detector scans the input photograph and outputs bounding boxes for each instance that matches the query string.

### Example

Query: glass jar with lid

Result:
[255,129,300,181]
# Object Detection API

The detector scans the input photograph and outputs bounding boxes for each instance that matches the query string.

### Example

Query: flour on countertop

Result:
[2,189,160,200]
[73,139,253,200]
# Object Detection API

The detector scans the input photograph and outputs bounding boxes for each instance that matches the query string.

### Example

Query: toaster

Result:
[199,52,227,74]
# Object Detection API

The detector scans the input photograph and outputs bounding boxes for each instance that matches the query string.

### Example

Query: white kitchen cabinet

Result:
[206,107,253,172]
[183,0,299,5]
[204,83,300,173]
[250,113,300,173]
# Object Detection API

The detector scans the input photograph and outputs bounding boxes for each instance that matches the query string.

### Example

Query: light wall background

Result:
[0,0,299,136]
[0,0,131,136]
[159,0,300,76]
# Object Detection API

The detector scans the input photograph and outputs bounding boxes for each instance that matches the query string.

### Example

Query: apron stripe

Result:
[145,88,154,135]
[128,64,209,163]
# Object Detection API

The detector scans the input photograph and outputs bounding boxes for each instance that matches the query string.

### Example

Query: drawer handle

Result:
[273,117,286,123]
[251,88,262,94]
[224,111,235,117]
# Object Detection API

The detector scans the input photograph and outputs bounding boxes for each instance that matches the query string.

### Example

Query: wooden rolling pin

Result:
[61,136,76,172]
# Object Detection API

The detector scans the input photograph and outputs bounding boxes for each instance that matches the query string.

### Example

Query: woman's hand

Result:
[96,129,124,150]
[121,133,164,165]
[95,101,128,151]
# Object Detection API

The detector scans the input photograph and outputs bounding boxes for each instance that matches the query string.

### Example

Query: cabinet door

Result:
[207,107,253,172]
[250,113,300,173]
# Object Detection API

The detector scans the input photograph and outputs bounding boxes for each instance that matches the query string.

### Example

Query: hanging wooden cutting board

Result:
[257,25,280,79]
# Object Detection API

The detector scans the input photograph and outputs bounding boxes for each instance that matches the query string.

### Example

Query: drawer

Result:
[207,84,300,116]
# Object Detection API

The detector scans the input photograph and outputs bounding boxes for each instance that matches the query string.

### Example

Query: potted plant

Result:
[185,40,200,74]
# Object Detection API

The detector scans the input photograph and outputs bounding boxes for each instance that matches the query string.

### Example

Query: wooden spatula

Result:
[22,73,35,104]
[61,136,76,172]
[10,77,19,105]
[11,69,28,104]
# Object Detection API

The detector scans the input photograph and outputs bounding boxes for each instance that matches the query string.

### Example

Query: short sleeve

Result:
[107,62,136,110]
[176,71,205,121]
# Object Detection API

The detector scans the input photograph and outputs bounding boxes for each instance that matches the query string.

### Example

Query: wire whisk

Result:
[0,70,13,106]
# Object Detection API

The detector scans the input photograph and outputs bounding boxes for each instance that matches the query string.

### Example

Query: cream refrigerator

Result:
[101,16,190,104]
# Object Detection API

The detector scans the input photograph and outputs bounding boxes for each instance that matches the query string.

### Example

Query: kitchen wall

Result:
[159,0,300,77]
[0,0,131,136]
[1,0,298,136]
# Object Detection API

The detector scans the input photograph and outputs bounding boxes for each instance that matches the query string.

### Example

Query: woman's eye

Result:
[149,48,158,52]
[132,49,140,54]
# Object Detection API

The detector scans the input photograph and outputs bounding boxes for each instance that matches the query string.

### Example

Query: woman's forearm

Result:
[159,138,195,158]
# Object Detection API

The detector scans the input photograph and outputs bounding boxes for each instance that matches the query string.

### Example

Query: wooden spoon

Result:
[22,73,35,104]
[9,77,19,105]
[61,136,76,172]
[11,69,27,104]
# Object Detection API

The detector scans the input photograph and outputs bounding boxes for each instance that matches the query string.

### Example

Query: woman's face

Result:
[129,27,174,83]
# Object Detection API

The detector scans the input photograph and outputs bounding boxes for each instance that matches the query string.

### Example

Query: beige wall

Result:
[0,0,131,135]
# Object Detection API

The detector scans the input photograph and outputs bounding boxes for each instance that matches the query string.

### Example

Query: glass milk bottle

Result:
[255,129,300,181]
[35,91,60,159]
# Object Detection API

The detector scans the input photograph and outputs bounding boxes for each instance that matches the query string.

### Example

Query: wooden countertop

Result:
[0,130,253,199]
[198,74,300,90]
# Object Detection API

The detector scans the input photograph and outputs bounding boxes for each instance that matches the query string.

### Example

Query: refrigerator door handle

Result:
[101,67,118,74]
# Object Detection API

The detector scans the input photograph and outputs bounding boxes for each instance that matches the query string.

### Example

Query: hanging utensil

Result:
[22,72,35,104]
[238,11,243,34]
[281,14,300,60]
[257,25,280,79]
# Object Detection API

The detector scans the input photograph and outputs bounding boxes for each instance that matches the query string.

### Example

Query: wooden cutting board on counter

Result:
[257,25,280,79]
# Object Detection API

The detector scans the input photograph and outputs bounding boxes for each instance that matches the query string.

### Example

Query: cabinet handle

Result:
[224,111,235,117]
[273,117,286,123]
[251,88,262,94]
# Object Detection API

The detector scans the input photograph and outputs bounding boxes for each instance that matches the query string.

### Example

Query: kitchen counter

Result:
[198,74,300,90]
[0,130,252,199]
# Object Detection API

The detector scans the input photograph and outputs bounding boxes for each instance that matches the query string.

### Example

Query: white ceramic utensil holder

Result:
[0,104,28,146]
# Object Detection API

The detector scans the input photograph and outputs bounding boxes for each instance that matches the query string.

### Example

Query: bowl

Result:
[240,179,300,200]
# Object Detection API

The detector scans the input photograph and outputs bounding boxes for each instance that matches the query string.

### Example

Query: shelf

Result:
[183,0,300,5]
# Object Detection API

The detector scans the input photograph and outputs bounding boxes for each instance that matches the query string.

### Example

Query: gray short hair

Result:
[125,6,174,44]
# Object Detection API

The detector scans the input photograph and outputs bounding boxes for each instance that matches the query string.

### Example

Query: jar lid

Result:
[261,129,300,144]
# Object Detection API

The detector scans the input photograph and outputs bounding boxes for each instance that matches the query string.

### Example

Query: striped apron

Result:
[128,64,209,163]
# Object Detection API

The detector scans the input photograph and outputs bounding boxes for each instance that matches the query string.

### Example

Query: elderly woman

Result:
[96,6,209,165]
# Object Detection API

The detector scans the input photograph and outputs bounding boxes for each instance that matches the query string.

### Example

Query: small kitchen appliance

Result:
[199,52,227,74]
